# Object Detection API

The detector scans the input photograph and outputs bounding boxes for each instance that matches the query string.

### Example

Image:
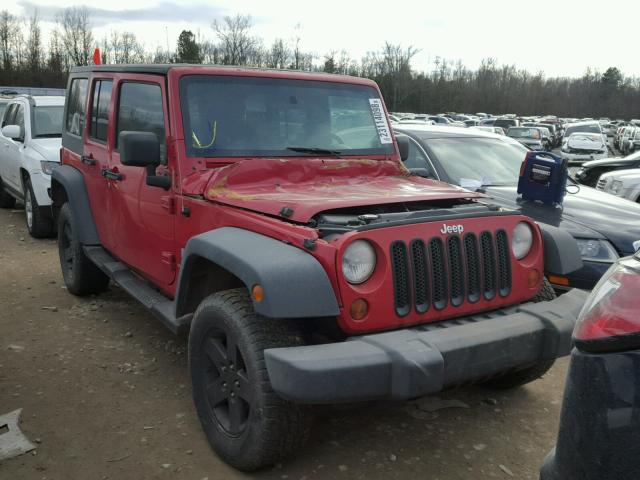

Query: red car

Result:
[52,64,587,470]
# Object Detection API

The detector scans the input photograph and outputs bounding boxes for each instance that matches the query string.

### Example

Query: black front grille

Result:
[429,238,447,310]
[410,240,429,314]
[495,230,512,297]
[447,236,464,307]
[480,232,497,300]
[464,234,481,303]
[390,230,512,316]
[390,241,411,317]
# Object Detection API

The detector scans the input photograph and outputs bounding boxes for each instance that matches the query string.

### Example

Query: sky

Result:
[5,0,640,78]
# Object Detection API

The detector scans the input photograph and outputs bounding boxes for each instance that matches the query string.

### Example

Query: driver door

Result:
[107,76,176,291]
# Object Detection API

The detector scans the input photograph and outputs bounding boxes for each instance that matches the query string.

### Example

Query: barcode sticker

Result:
[369,98,393,144]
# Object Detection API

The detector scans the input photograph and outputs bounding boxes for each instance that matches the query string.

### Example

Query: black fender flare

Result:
[175,227,340,319]
[538,223,583,275]
[51,165,100,245]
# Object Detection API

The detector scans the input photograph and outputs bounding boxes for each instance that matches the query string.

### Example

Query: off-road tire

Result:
[482,278,556,389]
[57,203,109,296]
[189,289,311,471]
[24,177,53,238]
[0,179,16,208]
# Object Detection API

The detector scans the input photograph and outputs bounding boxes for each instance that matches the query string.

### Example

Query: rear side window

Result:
[89,80,113,142]
[116,82,165,150]
[66,78,88,136]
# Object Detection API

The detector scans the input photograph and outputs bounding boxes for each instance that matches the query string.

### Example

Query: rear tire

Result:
[189,289,311,471]
[482,278,556,389]
[0,179,16,208]
[57,203,109,296]
[24,177,53,238]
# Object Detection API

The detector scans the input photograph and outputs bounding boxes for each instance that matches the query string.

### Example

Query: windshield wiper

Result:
[286,147,342,158]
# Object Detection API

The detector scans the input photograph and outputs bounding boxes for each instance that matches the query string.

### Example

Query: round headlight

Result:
[512,222,533,260]
[342,240,376,284]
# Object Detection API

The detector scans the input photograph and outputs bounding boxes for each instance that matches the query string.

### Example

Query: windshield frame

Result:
[177,74,396,159]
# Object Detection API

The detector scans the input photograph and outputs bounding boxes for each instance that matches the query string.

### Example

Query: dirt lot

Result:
[0,206,569,480]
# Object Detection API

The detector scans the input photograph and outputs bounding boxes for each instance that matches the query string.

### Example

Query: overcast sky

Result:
[6,0,640,77]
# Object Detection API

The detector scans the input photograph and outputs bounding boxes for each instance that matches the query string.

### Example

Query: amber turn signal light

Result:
[251,284,264,302]
[350,298,369,321]
[528,269,540,288]
[548,275,570,286]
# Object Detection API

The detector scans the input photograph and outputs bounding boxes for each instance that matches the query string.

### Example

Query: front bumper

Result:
[565,260,611,290]
[562,152,607,163]
[264,289,588,404]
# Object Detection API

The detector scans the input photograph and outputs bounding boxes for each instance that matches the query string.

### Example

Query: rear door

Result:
[4,102,26,192]
[84,77,115,250]
[107,75,175,290]
[0,103,18,185]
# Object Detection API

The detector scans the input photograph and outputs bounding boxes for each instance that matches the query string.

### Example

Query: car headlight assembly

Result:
[40,161,60,176]
[609,180,624,195]
[512,222,533,260]
[342,240,376,284]
[575,239,619,263]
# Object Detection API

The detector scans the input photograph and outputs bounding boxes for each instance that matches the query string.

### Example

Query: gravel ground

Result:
[0,206,569,480]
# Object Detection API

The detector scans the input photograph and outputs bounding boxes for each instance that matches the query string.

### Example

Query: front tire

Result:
[189,289,311,471]
[57,203,109,296]
[24,177,53,238]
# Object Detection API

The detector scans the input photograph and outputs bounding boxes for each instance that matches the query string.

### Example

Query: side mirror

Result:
[396,135,410,162]
[119,131,170,190]
[119,131,160,167]
[2,124,22,141]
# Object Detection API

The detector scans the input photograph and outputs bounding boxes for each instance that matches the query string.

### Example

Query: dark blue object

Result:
[517,151,568,205]
[540,348,640,480]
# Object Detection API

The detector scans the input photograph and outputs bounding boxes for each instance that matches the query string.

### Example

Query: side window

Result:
[14,105,25,139]
[89,80,113,142]
[2,104,17,128]
[402,137,431,172]
[66,78,88,137]
[116,82,165,157]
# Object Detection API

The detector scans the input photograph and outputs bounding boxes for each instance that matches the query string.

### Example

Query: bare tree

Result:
[266,38,289,69]
[26,10,42,73]
[212,14,257,66]
[57,6,94,66]
[109,31,145,64]
[0,10,21,74]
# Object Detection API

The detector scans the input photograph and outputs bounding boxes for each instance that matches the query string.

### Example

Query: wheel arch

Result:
[175,227,340,320]
[51,165,100,245]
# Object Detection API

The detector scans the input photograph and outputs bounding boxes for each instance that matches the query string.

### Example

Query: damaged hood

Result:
[202,158,484,223]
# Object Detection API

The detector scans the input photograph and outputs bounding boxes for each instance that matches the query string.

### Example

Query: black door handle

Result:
[101,168,123,181]
[81,155,96,166]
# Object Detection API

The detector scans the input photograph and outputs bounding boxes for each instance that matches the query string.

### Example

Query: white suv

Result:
[0,95,64,237]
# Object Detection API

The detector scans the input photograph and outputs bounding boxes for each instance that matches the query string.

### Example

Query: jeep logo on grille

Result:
[440,223,464,235]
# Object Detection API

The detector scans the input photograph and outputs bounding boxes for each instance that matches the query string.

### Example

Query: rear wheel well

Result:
[50,179,68,221]
[177,257,244,318]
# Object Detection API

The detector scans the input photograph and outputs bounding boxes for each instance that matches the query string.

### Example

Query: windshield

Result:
[0,101,8,121]
[422,136,527,186]
[33,105,64,137]
[565,124,601,136]
[508,128,539,139]
[179,75,395,158]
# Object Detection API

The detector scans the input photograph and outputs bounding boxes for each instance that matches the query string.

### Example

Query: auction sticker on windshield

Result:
[369,98,393,144]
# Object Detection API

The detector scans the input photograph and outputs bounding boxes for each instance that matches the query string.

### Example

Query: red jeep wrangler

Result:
[52,65,587,471]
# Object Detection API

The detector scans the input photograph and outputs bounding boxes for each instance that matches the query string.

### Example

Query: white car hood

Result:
[567,135,604,150]
[602,168,640,184]
[30,138,61,162]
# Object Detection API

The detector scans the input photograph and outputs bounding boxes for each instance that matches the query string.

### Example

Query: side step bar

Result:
[83,246,191,334]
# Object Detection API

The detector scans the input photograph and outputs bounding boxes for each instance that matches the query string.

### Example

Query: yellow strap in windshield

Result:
[192,120,217,149]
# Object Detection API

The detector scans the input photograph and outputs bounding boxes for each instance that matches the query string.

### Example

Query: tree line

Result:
[1,7,639,119]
